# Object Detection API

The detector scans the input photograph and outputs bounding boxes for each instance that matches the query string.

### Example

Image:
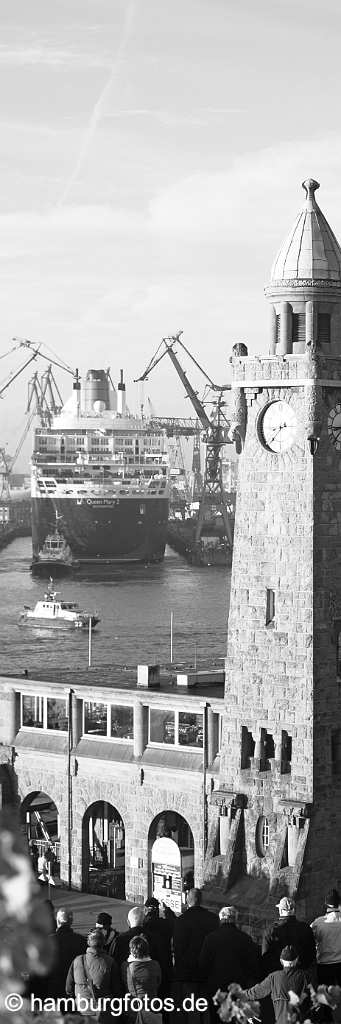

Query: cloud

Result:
[148,134,341,245]
[0,204,146,237]
[0,44,111,69]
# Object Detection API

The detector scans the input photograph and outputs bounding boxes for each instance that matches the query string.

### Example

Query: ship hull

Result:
[31,496,169,565]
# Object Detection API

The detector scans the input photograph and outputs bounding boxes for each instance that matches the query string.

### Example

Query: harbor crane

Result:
[136,332,234,547]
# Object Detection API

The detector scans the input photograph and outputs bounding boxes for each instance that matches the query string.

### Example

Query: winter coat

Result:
[143,917,173,992]
[127,959,162,1024]
[262,915,316,972]
[311,910,341,964]
[126,958,161,1000]
[112,925,144,966]
[48,923,87,998]
[102,928,119,960]
[199,921,261,996]
[65,948,121,1005]
[173,905,218,982]
[243,965,306,1024]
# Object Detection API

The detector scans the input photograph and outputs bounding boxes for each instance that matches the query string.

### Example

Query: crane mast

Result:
[137,332,234,549]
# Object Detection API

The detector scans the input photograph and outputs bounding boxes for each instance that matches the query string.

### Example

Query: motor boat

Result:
[20,581,99,629]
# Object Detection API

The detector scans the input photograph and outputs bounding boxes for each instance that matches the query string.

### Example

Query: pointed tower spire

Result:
[265,179,341,355]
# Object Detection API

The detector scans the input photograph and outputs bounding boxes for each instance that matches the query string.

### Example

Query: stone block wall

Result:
[216,352,341,919]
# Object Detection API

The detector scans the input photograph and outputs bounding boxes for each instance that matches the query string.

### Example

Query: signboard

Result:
[151,837,182,915]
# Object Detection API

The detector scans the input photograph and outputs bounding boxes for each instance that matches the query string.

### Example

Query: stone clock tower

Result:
[205,180,341,926]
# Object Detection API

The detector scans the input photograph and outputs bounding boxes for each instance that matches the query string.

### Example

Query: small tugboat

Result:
[20,580,100,629]
[31,525,76,576]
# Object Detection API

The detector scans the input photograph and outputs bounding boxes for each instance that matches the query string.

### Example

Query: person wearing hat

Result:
[262,896,316,977]
[95,912,118,959]
[199,905,260,1000]
[241,945,307,1024]
[311,888,341,984]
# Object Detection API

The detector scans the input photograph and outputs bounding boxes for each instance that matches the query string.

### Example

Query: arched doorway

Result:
[82,801,125,899]
[21,791,60,878]
[148,811,194,911]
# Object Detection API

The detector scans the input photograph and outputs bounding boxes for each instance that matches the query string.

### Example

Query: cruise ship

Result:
[31,369,169,569]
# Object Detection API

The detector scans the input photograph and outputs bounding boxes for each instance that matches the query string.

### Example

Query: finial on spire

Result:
[302,178,320,201]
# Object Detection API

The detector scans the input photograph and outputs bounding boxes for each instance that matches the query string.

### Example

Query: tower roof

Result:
[270,179,341,284]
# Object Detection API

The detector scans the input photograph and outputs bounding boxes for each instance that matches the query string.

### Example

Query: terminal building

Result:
[0,665,224,908]
[1,178,341,929]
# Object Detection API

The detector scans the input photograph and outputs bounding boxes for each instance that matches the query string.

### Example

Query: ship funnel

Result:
[84,370,110,412]
[117,369,126,415]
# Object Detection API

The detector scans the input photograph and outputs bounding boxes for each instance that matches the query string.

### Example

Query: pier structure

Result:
[203,178,341,929]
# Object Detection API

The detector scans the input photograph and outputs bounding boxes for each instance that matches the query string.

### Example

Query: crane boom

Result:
[0,347,40,398]
[163,340,212,432]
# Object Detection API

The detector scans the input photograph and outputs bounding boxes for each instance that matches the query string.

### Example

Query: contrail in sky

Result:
[56,0,136,208]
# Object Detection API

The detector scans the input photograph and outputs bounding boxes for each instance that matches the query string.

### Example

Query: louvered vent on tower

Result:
[292,313,305,346]
[317,313,331,345]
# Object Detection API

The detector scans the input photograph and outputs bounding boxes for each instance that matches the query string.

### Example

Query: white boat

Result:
[20,582,100,630]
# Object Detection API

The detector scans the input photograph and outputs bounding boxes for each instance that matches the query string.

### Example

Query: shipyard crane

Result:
[136,332,234,546]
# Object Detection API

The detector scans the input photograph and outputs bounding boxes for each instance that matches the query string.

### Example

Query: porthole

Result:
[255,815,270,858]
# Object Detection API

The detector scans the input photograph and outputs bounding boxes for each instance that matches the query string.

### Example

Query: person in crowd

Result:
[66,928,120,1022]
[311,889,341,984]
[241,944,307,1024]
[112,906,145,967]
[48,907,87,1000]
[126,935,162,1024]
[143,898,173,996]
[95,912,119,959]
[28,839,38,874]
[262,896,317,976]
[173,888,218,988]
[199,905,260,998]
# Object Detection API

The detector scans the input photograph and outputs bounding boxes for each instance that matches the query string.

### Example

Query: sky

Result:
[1,0,341,464]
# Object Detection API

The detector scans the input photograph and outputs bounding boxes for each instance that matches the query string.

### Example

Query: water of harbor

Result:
[0,538,231,678]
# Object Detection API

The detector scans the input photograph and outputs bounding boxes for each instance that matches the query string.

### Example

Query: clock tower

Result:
[205,180,341,925]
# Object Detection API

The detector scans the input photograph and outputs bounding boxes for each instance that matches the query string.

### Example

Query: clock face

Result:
[328,405,341,450]
[259,401,297,453]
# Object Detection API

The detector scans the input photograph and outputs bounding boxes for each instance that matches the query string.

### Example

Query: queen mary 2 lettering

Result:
[31,369,169,570]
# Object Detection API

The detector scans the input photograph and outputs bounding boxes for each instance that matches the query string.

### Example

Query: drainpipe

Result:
[201,702,209,864]
[67,688,74,890]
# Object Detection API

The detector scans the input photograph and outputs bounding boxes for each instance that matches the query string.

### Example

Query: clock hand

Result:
[269,426,282,444]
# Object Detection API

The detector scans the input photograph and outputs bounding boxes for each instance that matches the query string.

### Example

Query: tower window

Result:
[292,313,306,347]
[241,726,255,769]
[318,313,331,345]
[275,314,280,346]
[281,730,292,774]
[266,589,275,626]
[331,729,341,775]
[255,815,270,857]
[260,729,275,771]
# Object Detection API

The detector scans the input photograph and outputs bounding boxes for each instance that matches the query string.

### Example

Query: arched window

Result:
[255,815,270,857]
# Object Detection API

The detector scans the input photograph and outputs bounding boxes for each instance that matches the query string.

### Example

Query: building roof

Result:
[270,179,341,284]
